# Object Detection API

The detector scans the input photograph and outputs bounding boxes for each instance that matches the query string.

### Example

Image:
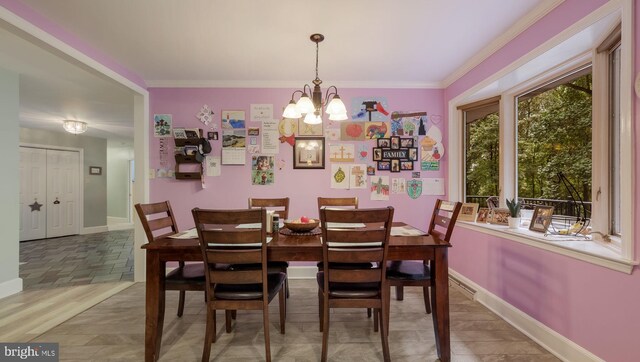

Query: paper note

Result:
[261,119,280,154]
[205,156,221,177]
[250,104,273,122]
[423,178,445,195]
[391,226,427,236]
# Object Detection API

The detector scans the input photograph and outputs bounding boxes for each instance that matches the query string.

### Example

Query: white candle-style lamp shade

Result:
[62,120,88,134]
[325,96,347,115]
[295,94,315,114]
[303,112,322,125]
[282,101,302,118]
[328,112,348,121]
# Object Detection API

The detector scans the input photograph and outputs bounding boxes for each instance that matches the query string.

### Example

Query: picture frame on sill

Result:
[293,137,325,169]
[489,208,510,225]
[458,203,479,222]
[530,205,554,232]
[476,207,491,223]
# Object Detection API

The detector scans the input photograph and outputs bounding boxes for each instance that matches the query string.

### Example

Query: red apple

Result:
[300,216,309,223]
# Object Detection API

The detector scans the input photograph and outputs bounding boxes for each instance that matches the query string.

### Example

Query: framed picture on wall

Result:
[293,137,325,169]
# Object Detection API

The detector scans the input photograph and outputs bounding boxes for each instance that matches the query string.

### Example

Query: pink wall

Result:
[446,0,640,360]
[149,87,445,232]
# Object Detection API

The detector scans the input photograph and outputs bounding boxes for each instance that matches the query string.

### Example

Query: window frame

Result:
[448,0,636,273]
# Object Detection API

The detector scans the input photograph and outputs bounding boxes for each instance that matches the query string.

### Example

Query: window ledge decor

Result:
[457,221,637,274]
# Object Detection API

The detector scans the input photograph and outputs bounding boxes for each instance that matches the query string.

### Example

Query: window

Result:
[608,43,621,236]
[460,98,500,207]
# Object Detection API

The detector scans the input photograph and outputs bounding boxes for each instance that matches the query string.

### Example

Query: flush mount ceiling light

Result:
[62,120,88,134]
[282,33,347,125]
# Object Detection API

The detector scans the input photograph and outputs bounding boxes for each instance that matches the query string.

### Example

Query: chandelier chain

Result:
[315,41,319,80]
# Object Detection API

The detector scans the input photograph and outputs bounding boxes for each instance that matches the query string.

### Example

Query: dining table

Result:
[142,222,452,362]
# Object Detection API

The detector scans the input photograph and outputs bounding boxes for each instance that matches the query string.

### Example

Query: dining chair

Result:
[385,199,461,334]
[248,197,290,298]
[192,207,286,362]
[316,197,374,322]
[318,206,394,362]
[135,201,206,318]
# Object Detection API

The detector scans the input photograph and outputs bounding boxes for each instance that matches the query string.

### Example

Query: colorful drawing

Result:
[278,118,298,136]
[298,119,323,136]
[407,179,423,199]
[364,122,390,139]
[349,164,367,189]
[329,144,355,163]
[340,122,365,141]
[251,155,274,185]
[358,145,368,161]
[352,97,390,121]
[391,178,406,194]
[153,114,172,137]
[222,110,246,129]
[370,176,390,201]
[331,164,349,189]
[390,111,427,136]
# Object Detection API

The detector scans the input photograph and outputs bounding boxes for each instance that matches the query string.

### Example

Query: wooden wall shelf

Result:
[174,129,203,180]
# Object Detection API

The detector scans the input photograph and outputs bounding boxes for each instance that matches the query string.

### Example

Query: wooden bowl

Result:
[283,219,319,232]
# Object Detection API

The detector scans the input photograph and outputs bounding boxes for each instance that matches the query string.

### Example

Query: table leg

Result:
[145,251,165,362]
[430,248,450,362]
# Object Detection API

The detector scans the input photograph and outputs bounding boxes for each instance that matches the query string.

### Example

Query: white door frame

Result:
[19,143,84,236]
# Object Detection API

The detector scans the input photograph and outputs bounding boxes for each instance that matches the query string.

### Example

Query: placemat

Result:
[280,227,321,236]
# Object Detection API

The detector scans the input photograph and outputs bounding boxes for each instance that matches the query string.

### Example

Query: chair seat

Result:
[316,272,380,298]
[316,262,374,270]
[214,272,286,300]
[386,261,430,281]
[166,262,206,281]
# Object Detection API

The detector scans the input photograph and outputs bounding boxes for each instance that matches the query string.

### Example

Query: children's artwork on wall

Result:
[391,178,406,194]
[367,165,376,176]
[329,144,355,163]
[340,122,365,141]
[249,137,257,145]
[205,156,221,177]
[153,114,172,137]
[406,179,423,199]
[248,127,260,136]
[251,155,274,185]
[412,172,421,178]
[222,129,246,165]
[370,176,390,201]
[422,178,445,195]
[278,117,298,136]
[349,164,367,189]
[159,138,168,167]
[250,104,273,122]
[352,97,390,121]
[331,164,349,189]
[298,119,323,136]
[430,115,442,125]
[248,145,260,154]
[390,111,427,136]
[325,128,340,141]
[196,105,214,126]
[221,110,245,129]
[357,145,368,161]
[364,122,390,139]
[420,125,444,170]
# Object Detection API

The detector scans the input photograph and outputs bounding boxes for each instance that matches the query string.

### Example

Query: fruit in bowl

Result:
[284,217,319,232]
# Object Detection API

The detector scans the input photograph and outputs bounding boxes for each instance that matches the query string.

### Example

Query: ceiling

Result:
[1,0,553,140]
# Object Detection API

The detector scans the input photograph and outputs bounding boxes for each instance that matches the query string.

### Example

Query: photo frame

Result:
[89,166,102,175]
[530,205,554,232]
[458,203,479,222]
[377,161,390,171]
[476,207,490,223]
[390,159,400,172]
[293,137,325,169]
[390,136,400,149]
[489,208,510,225]
[408,148,418,161]
[400,161,413,171]
[377,138,391,148]
[400,138,414,148]
[372,147,382,161]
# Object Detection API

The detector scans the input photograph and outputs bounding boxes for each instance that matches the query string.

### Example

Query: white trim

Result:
[457,222,637,274]
[145,79,441,89]
[80,225,109,235]
[0,278,23,299]
[442,0,564,87]
[0,6,146,94]
[449,270,605,362]
[287,265,317,280]
[107,216,129,225]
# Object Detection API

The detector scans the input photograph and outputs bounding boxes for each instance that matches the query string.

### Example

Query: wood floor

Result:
[0,280,559,361]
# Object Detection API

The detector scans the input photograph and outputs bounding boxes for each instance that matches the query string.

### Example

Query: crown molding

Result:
[145,79,443,89]
[442,0,564,88]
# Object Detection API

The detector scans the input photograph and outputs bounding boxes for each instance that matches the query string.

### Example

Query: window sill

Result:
[457,221,638,274]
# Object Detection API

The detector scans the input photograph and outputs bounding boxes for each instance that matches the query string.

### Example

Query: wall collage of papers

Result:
[153,98,445,200]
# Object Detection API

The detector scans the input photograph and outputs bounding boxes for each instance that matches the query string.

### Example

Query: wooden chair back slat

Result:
[428,199,462,242]
[210,269,262,284]
[317,197,358,217]
[325,228,387,244]
[327,249,383,264]
[248,197,289,219]
[328,269,382,283]
[201,230,263,245]
[206,249,262,265]
[135,201,179,242]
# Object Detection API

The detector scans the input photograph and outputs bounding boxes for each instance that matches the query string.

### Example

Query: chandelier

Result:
[62,120,88,134]
[282,33,347,125]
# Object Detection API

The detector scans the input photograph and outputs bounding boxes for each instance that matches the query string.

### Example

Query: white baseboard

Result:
[0,278,23,299]
[80,225,109,235]
[107,216,129,225]
[449,269,603,362]
[108,223,134,231]
[288,265,317,279]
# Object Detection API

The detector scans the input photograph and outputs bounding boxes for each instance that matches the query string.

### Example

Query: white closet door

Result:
[46,149,80,238]
[19,147,47,241]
